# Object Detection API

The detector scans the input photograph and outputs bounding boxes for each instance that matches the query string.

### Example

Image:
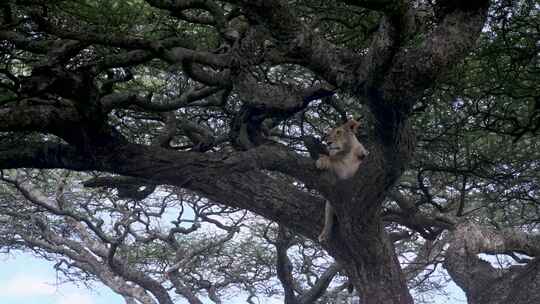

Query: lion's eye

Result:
[335,130,342,136]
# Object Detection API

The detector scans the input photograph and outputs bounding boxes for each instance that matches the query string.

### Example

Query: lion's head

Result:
[324,119,360,156]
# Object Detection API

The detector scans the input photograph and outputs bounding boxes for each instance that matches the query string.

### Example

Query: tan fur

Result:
[315,119,369,243]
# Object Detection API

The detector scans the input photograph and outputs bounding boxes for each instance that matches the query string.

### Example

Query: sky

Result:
[0,252,466,304]
[0,253,122,304]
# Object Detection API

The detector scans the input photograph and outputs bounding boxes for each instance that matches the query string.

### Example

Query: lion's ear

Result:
[344,119,360,132]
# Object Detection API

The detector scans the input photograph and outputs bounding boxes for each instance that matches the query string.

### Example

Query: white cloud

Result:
[0,274,96,304]
[57,293,95,304]
[0,274,56,296]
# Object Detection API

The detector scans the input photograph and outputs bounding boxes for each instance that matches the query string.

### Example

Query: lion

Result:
[315,119,369,243]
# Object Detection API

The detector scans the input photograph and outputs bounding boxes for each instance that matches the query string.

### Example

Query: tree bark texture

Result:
[445,222,540,304]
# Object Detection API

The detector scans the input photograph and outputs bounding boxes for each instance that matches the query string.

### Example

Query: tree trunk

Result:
[329,221,413,304]
[319,111,416,304]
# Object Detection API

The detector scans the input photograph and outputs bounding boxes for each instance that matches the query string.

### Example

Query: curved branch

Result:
[444,222,540,304]
[100,86,222,112]
[299,263,340,304]
[447,222,540,258]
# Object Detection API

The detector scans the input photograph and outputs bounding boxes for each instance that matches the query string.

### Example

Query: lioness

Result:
[315,119,369,243]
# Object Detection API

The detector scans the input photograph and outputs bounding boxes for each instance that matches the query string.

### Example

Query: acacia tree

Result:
[0,170,351,304]
[1,0,539,304]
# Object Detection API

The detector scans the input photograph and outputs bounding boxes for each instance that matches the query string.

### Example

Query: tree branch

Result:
[0,140,327,238]
[380,0,490,103]
[444,221,540,304]
[299,263,340,304]
[337,0,404,13]
[100,86,222,112]
[1,179,160,304]
[274,226,299,304]
[144,0,228,32]
[448,222,540,258]
[30,12,229,68]
[0,141,91,171]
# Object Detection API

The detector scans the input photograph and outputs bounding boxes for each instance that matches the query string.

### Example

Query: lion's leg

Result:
[318,201,334,243]
[315,155,331,170]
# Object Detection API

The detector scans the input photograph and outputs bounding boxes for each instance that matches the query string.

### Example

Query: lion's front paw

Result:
[316,155,330,170]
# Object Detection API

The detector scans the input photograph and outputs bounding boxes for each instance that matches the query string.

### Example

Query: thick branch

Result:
[233,0,360,86]
[444,222,540,304]
[447,222,540,259]
[0,140,327,238]
[337,0,403,13]
[380,1,490,102]
[0,104,81,134]
[100,87,222,112]
[236,77,335,113]
[0,142,91,171]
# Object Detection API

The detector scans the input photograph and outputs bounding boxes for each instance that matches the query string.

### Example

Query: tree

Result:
[0,0,539,304]
[0,170,349,304]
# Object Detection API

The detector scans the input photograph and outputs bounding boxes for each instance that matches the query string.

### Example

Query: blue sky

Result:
[0,253,122,304]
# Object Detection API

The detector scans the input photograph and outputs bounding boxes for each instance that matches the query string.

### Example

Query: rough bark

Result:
[444,222,540,304]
